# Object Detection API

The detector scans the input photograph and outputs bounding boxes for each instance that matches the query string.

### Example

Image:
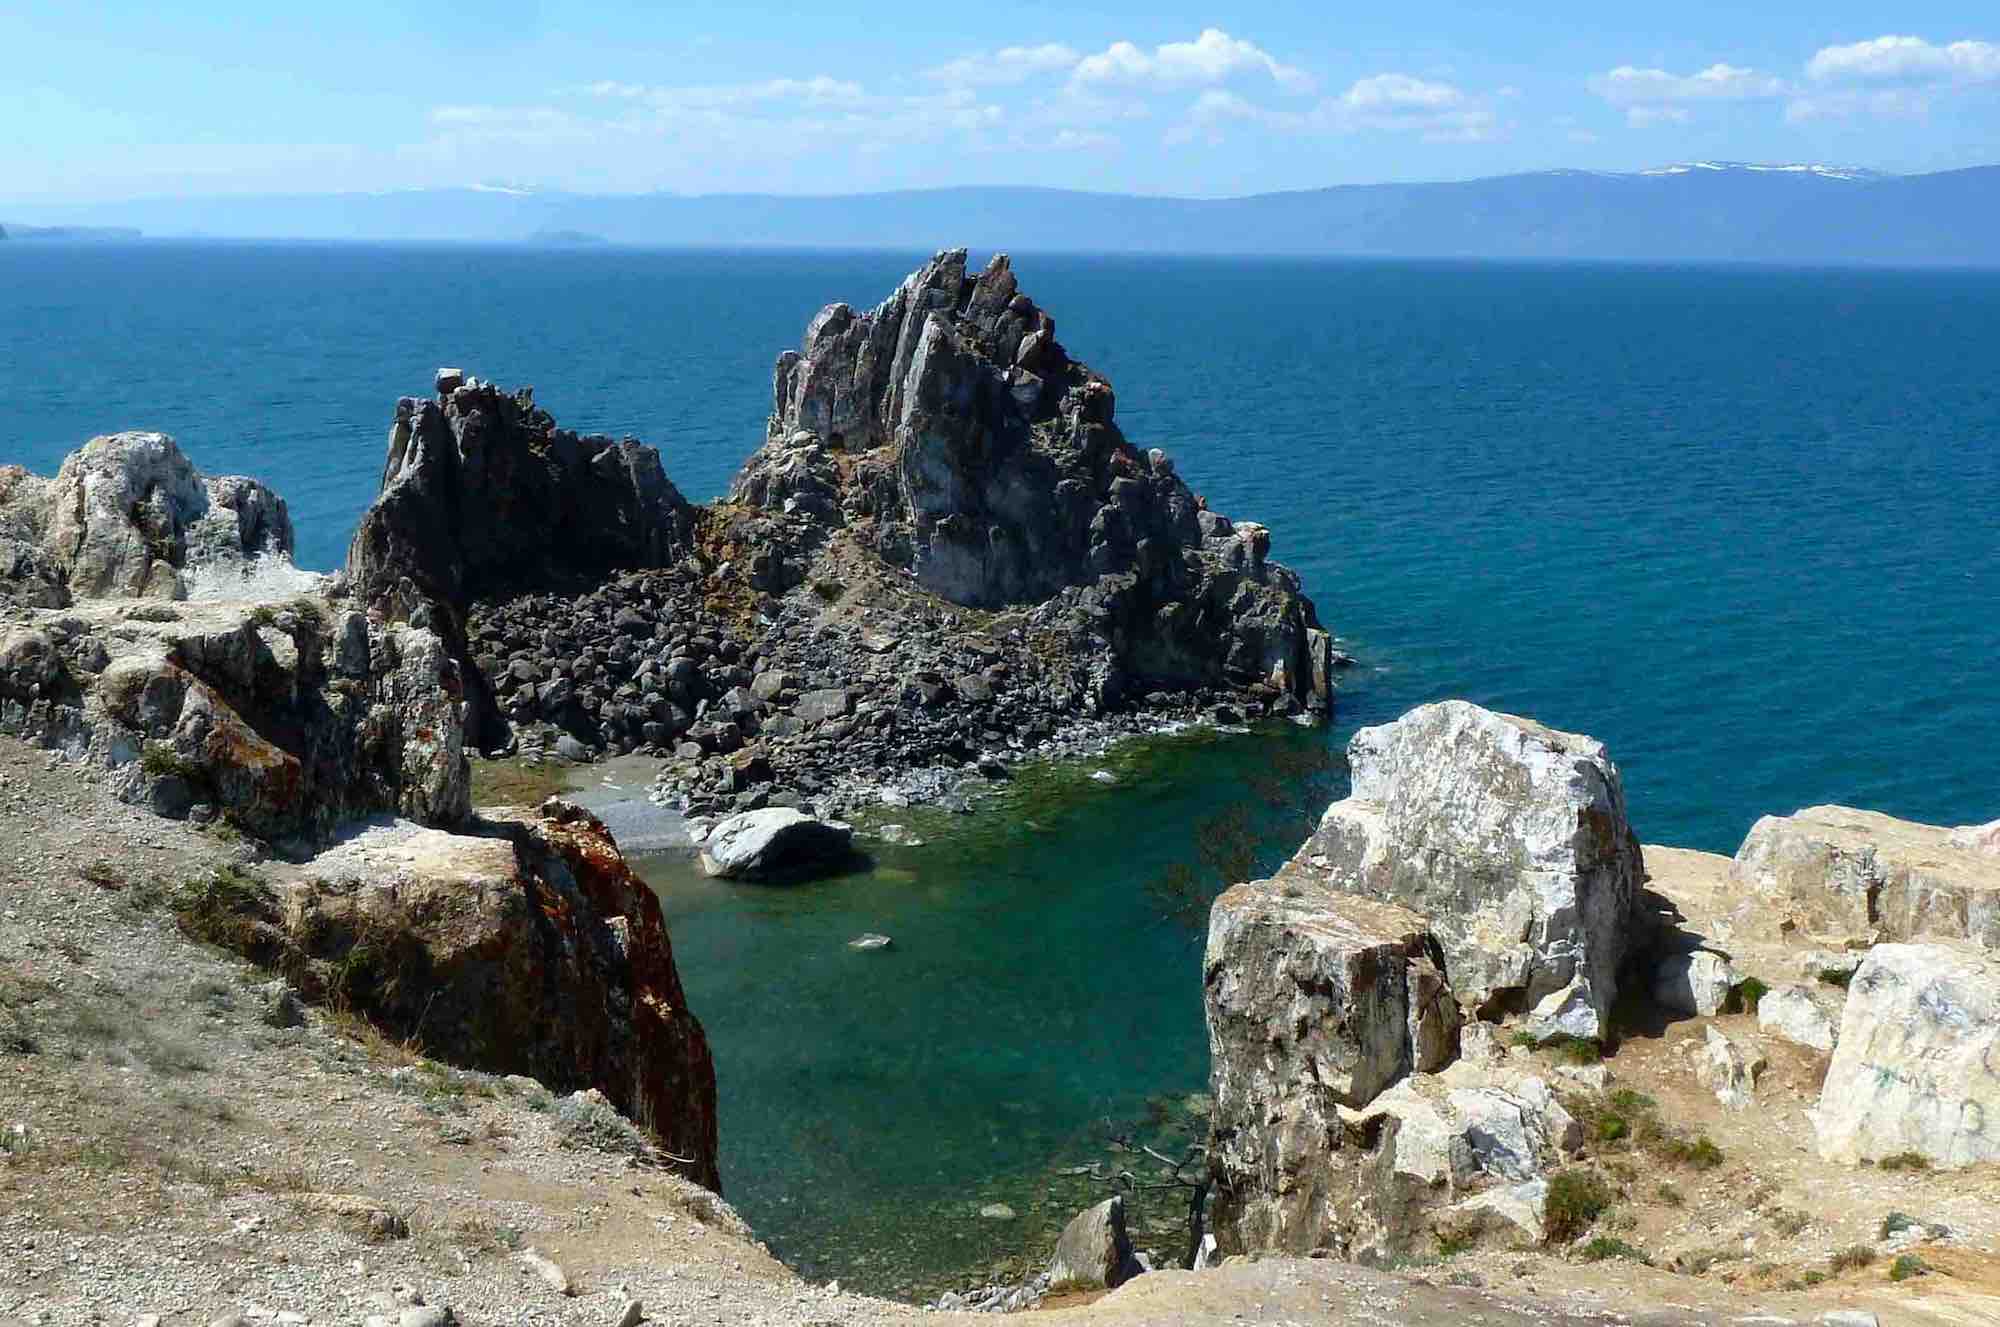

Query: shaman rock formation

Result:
[338,252,1333,805]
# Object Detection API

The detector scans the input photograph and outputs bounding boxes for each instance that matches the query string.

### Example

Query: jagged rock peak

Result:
[732,250,1333,707]
[767,249,1074,452]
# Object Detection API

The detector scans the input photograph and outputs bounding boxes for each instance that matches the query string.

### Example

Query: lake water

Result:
[6,243,1998,1293]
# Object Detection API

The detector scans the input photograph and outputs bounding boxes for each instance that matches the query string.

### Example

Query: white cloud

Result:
[1170,75,1500,145]
[1625,105,1692,127]
[1341,73,1464,112]
[582,76,867,110]
[924,43,1081,88]
[1806,35,2000,85]
[1072,28,1314,94]
[1589,63,1787,108]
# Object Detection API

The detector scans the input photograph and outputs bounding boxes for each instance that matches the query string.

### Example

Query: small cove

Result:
[635,721,1343,1299]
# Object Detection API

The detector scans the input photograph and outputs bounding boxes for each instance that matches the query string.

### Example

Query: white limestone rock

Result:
[1694,1026,1765,1110]
[1733,805,2000,947]
[1812,942,2000,1167]
[699,807,855,881]
[1300,700,1647,1040]
[1653,949,1737,1017]
[41,431,303,601]
[1757,983,1840,1052]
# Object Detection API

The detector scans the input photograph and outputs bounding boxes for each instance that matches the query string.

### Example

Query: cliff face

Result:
[269,800,721,1189]
[342,378,697,748]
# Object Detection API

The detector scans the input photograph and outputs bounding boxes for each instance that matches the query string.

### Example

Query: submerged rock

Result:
[1812,941,2000,1168]
[699,807,855,881]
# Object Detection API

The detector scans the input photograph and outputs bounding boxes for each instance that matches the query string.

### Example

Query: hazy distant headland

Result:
[0,222,143,242]
[4,161,1997,266]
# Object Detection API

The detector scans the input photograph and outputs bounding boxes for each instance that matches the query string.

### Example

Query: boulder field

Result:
[1201,698,2000,1267]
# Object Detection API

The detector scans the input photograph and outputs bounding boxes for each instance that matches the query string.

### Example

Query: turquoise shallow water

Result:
[6,244,1998,1292]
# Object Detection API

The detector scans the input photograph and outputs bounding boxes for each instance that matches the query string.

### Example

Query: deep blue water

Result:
[6,243,1998,1291]
[7,242,1994,850]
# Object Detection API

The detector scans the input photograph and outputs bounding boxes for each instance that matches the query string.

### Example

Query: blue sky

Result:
[3,2,1997,202]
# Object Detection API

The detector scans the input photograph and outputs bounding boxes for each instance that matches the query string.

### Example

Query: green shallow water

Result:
[640,722,1340,1299]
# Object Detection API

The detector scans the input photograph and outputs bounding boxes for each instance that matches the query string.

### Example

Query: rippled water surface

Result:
[7,244,1998,1291]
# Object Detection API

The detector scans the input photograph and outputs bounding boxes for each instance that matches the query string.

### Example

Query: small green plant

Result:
[1881,1210,1918,1239]
[1879,1150,1932,1172]
[79,858,125,890]
[1545,1168,1615,1245]
[1435,1230,1475,1259]
[1596,1113,1629,1143]
[553,1092,649,1157]
[1829,1244,1878,1273]
[1656,1182,1685,1208]
[1888,1253,1930,1282]
[1769,1209,1811,1237]
[1581,1236,1649,1263]
[171,865,276,955]
[140,741,203,785]
[1730,976,1772,1014]
[1659,1134,1725,1170]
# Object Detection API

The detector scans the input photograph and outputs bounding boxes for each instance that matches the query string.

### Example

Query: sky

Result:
[2,2,1997,203]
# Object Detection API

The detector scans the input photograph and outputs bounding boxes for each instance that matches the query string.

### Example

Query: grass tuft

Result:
[1545,1168,1614,1245]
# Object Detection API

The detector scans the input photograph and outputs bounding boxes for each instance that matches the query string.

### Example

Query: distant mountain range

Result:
[6,162,1997,266]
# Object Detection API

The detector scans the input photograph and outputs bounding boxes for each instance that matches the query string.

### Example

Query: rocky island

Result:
[2,251,1998,1326]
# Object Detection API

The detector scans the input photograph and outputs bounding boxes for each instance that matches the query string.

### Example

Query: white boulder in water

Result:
[699,807,854,881]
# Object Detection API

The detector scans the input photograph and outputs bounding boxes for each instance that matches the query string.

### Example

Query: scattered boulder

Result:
[1733,805,2000,947]
[1652,949,1736,1017]
[1756,982,1840,1052]
[1291,700,1646,1039]
[1044,1196,1141,1292]
[1694,1025,1765,1110]
[699,807,856,882]
[1812,942,2000,1168]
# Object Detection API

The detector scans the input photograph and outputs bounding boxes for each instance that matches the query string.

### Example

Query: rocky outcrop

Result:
[1756,982,1841,1051]
[0,597,467,840]
[2,435,309,608]
[1732,805,2000,947]
[345,378,695,616]
[236,800,720,1189]
[1811,941,2000,1168]
[729,250,1331,710]
[342,376,696,748]
[1287,701,1646,1039]
[1204,878,1459,1257]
